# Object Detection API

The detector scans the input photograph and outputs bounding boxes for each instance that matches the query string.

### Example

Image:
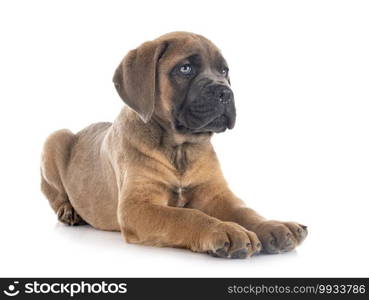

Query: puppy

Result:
[41,32,307,258]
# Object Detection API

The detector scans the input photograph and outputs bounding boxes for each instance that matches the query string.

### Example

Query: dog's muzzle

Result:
[174,83,236,134]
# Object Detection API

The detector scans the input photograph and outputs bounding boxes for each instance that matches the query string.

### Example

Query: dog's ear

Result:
[113,41,168,123]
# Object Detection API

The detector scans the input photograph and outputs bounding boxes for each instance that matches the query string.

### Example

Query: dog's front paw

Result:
[202,222,261,259]
[254,220,308,254]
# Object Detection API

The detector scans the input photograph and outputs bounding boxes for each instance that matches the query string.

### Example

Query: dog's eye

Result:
[221,68,229,76]
[179,64,193,75]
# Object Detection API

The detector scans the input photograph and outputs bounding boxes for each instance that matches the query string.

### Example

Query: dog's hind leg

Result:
[40,129,85,226]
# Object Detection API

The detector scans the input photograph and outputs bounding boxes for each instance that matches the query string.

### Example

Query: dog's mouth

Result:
[174,114,233,134]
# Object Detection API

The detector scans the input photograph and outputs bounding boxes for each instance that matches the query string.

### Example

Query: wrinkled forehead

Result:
[158,35,226,70]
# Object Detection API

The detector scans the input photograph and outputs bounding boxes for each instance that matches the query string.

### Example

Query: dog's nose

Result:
[213,85,233,104]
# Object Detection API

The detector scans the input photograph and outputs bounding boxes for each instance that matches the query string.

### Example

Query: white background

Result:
[0,0,368,277]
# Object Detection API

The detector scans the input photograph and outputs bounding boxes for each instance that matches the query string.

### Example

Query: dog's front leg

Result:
[117,179,260,258]
[188,181,308,254]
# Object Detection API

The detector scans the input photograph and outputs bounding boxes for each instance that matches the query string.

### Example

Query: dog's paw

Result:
[203,222,261,259]
[57,202,85,226]
[254,220,308,254]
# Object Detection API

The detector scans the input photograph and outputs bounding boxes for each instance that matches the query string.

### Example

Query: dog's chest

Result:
[168,186,188,208]
[170,144,188,174]
[167,143,197,207]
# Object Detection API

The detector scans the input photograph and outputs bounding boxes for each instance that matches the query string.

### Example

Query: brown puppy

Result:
[41,32,307,258]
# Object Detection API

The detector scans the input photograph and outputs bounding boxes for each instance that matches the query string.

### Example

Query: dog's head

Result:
[113,32,235,134]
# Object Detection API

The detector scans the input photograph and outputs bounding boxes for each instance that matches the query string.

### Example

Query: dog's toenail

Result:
[231,249,247,259]
[215,248,228,257]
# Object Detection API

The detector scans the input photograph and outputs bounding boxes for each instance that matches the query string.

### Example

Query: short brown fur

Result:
[41,32,307,258]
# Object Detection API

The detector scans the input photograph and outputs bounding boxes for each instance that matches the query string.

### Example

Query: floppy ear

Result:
[113,41,168,123]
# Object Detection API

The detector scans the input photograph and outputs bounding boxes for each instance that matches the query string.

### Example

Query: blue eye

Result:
[179,64,192,75]
[221,68,229,76]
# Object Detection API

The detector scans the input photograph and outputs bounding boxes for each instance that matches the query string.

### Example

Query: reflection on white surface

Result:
[1,214,364,277]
